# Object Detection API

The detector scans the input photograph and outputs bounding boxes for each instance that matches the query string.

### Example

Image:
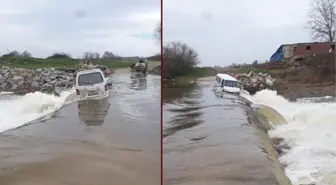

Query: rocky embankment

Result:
[235,54,336,100]
[235,71,276,95]
[0,62,113,95]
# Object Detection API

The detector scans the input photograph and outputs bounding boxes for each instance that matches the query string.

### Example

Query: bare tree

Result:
[3,50,20,57]
[22,50,32,58]
[163,42,200,77]
[83,52,90,59]
[102,51,115,59]
[307,0,336,42]
[83,52,98,59]
[252,60,258,66]
[155,22,161,44]
[94,52,100,59]
[47,52,72,59]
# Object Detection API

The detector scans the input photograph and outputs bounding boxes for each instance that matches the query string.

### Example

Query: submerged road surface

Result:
[0,74,160,185]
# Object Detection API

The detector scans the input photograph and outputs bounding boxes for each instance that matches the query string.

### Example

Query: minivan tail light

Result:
[104,84,108,91]
[76,89,80,95]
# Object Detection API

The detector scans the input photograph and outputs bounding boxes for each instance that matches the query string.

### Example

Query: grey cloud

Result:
[0,0,160,57]
[164,0,311,66]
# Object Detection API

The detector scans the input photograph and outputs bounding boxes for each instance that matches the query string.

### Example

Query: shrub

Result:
[163,42,200,78]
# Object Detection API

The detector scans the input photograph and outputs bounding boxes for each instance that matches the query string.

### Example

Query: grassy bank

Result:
[164,67,217,87]
[182,67,217,77]
[0,57,136,69]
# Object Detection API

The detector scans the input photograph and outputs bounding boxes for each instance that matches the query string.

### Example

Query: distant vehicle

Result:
[130,59,148,76]
[75,69,109,100]
[211,73,240,95]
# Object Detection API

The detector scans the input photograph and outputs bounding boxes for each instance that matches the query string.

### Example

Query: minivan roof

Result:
[216,73,238,81]
[77,68,103,76]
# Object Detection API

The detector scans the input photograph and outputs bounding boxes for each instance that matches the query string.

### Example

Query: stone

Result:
[247,71,253,77]
[49,79,57,85]
[12,76,23,81]
[266,78,273,86]
[31,81,40,89]
[259,83,264,89]
[40,83,54,93]
[10,83,18,91]
[104,69,112,76]
[55,80,67,87]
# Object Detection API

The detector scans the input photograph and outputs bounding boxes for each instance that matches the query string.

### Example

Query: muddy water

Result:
[0,74,160,185]
[163,86,291,185]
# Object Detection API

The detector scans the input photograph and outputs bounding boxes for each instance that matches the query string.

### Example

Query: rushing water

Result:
[0,74,160,185]
[242,90,336,185]
[163,86,291,185]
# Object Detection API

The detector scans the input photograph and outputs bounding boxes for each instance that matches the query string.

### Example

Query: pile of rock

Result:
[76,61,112,76]
[235,71,276,95]
[0,66,75,95]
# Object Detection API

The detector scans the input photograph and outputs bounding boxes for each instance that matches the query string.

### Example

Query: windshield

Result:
[222,80,238,87]
[78,72,104,86]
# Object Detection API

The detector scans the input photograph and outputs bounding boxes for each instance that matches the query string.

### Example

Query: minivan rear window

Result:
[222,80,238,87]
[78,72,104,86]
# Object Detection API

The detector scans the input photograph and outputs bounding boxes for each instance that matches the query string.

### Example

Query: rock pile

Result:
[0,61,111,95]
[235,71,276,95]
[76,61,112,76]
[0,66,75,95]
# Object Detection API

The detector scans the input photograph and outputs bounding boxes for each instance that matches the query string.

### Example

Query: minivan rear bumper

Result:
[77,90,109,101]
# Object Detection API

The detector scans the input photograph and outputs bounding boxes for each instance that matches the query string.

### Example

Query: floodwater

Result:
[0,74,160,185]
[163,86,291,185]
[242,90,336,185]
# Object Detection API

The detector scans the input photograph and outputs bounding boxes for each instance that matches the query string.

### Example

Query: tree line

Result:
[1,50,160,61]
[1,21,162,63]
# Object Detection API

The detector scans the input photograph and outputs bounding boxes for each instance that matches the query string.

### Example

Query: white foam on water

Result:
[0,91,14,95]
[0,89,75,133]
[242,89,336,185]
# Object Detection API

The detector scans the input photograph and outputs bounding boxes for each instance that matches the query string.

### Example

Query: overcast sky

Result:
[164,0,312,66]
[0,0,160,58]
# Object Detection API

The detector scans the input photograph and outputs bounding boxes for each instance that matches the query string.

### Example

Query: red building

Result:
[292,42,335,57]
[270,42,335,62]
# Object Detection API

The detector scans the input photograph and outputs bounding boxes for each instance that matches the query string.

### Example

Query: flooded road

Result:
[163,86,290,185]
[0,74,160,185]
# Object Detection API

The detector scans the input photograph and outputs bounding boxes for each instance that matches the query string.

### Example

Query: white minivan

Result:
[212,73,241,95]
[75,69,110,100]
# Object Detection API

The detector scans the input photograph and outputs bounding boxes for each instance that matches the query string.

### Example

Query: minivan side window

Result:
[216,76,222,84]
[78,72,104,86]
[224,80,238,87]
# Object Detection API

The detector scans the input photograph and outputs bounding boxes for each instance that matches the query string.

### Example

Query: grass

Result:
[0,56,136,69]
[163,66,217,88]
[183,67,217,77]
